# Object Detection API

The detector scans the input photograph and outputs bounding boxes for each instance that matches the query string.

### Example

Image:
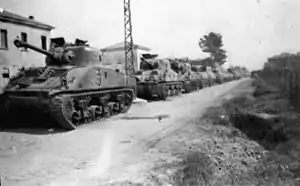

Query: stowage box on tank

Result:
[0,38,137,130]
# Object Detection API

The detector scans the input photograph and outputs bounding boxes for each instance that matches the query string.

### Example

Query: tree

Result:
[199,32,227,65]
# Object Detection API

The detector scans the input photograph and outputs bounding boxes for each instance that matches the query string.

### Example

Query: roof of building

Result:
[101,41,151,52]
[0,8,54,31]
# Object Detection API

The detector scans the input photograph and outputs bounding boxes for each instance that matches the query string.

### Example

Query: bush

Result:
[172,152,215,186]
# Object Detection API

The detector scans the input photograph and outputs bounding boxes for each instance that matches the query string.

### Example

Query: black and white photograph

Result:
[0,0,299,185]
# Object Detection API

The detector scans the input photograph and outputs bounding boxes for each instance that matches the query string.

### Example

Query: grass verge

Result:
[175,79,300,186]
[146,79,300,186]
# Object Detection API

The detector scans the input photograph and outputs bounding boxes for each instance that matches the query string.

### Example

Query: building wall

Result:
[0,21,51,93]
[0,21,51,67]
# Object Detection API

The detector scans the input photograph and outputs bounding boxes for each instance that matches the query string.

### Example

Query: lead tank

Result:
[136,58,182,100]
[0,38,137,130]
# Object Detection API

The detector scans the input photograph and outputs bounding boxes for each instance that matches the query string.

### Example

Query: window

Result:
[2,67,10,78]
[41,36,47,50]
[0,29,8,49]
[21,32,28,51]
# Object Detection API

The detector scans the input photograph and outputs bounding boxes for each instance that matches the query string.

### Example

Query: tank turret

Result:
[138,59,178,83]
[13,38,101,67]
[139,57,155,70]
[170,59,185,74]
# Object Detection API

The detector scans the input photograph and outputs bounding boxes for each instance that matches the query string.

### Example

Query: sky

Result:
[1,0,300,70]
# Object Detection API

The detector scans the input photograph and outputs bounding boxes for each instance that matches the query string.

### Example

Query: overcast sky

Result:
[1,0,299,70]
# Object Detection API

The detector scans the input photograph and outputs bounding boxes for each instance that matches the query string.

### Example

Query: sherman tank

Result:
[182,63,202,92]
[169,60,202,93]
[205,66,217,86]
[222,71,233,82]
[191,65,209,88]
[0,38,137,130]
[228,67,241,80]
[170,60,191,93]
[136,58,183,100]
[193,66,215,87]
[213,66,228,84]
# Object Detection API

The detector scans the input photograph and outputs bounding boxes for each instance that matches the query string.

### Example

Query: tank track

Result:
[49,88,135,130]
[182,80,204,94]
[189,80,202,92]
[182,81,192,93]
[0,88,135,130]
[137,81,183,100]
[163,81,183,98]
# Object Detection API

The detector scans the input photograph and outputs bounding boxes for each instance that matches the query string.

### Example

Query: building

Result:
[100,41,151,73]
[0,8,54,92]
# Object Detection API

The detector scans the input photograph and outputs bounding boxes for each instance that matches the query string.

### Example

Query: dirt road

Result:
[0,79,248,186]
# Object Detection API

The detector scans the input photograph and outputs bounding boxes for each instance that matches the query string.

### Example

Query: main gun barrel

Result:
[14,39,53,57]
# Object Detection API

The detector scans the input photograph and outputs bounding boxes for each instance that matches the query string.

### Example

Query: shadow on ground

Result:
[1,127,66,135]
[0,112,68,135]
[120,114,170,121]
[199,78,300,185]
